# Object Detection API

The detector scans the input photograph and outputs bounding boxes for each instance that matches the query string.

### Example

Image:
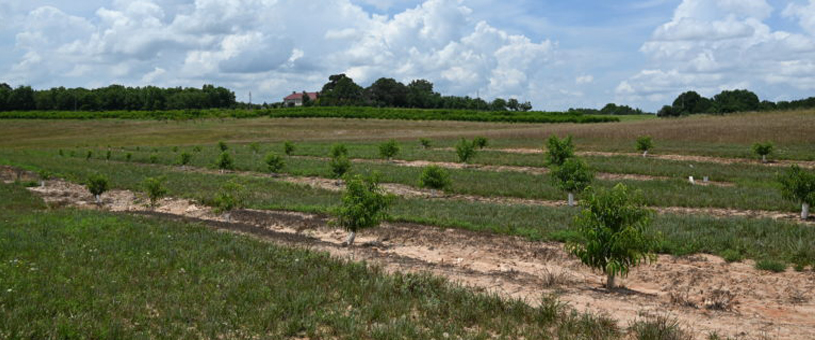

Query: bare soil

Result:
[18,177,815,340]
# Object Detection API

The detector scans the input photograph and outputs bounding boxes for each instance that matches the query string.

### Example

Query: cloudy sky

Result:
[1,0,814,111]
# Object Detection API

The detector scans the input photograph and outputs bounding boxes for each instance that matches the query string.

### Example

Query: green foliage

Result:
[473,136,489,149]
[751,142,773,160]
[171,146,178,152]
[636,136,653,153]
[720,249,742,263]
[142,176,168,207]
[213,180,245,213]
[545,135,574,166]
[455,138,476,163]
[330,143,349,158]
[329,155,351,179]
[265,106,618,123]
[550,158,593,193]
[628,315,692,340]
[217,140,228,152]
[419,165,451,191]
[216,152,234,171]
[192,145,202,152]
[37,169,53,181]
[86,174,109,197]
[419,138,432,149]
[149,154,158,164]
[379,139,400,159]
[125,153,132,161]
[249,142,260,154]
[85,150,93,161]
[333,174,392,233]
[566,184,658,288]
[58,149,64,157]
[283,140,295,155]
[264,153,285,173]
[755,259,786,273]
[778,165,815,204]
[105,150,112,161]
[178,152,192,166]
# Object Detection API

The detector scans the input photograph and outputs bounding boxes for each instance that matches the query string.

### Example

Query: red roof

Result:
[284,92,319,101]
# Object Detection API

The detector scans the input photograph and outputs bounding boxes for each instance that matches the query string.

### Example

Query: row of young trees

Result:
[309,74,534,111]
[0,83,237,111]
[658,89,815,117]
[566,103,649,116]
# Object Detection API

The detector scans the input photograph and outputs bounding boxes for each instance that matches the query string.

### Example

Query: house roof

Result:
[284,92,319,101]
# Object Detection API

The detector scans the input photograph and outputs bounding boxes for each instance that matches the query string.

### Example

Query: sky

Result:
[1,0,814,111]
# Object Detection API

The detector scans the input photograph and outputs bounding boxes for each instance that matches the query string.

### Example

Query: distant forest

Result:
[656,89,815,117]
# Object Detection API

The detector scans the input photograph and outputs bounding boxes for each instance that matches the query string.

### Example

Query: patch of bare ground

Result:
[22,177,815,340]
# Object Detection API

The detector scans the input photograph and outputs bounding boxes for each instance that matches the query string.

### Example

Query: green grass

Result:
[1,182,626,339]
[2,152,815,266]
[754,259,787,273]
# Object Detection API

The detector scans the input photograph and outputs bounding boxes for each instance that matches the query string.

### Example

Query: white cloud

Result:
[575,75,594,84]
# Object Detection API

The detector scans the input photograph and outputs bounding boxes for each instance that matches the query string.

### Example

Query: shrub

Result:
[58,149,64,157]
[193,145,202,152]
[86,174,109,205]
[473,136,489,149]
[218,140,228,151]
[418,165,451,191]
[455,138,476,163]
[545,135,574,166]
[249,142,260,154]
[143,177,168,208]
[330,155,351,179]
[172,146,179,152]
[105,150,112,161]
[125,153,132,161]
[178,152,192,168]
[550,158,593,206]
[755,259,786,273]
[264,153,285,174]
[283,141,295,155]
[149,154,158,164]
[85,150,93,161]
[419,138,432,149]
[330,143,348,158]
[636,136,653,157]
[628,315,692,340]
[751,142,774,163]
[379,139,400,160]
[566,184,658,289]
[213,181,245,223]
[778,165,815,219]
[216,152,234,172]
[332,174,392,246]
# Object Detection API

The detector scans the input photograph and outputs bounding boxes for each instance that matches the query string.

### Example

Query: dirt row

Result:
[15,177,815,340]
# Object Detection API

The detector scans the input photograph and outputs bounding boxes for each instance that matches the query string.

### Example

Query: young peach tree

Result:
[216,152,234,173]
[264,153,285,175]
[550,158,593,207]
[418,165,451,192]
[566,184,659,289]
[178,152,192,169]
[214,180,245,223]
[545,135,574,166]
[752,142,774,163]
[283,141,295,156]
[636,136,653,157]
[455,138,476,163]
[379,139,400,160]
[143,176,168,209]
[779,165,815,220]
[329,155,351,184]
[86,174,109,205]
[333,174,392,246]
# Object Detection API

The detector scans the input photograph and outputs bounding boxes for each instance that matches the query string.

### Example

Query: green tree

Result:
[751,142,774,163]
[406,79,439,108]
[419,138,432,149]
[86,174,109,205]
[379,139,400,160]
[85,150,93,161]
[218,140,228,152]
[105,150,112,162]
[506,98,520,111]
[657,105,679,118]
[330,143,349,158]
[636,136,653,157]
[551,158,593,207]
[264,153,285,174]
[178,152,192,169]
[672,91,711,115]
[366,77,408,107]
[778,165,815,220]
[216,152,234,172]
[545,135,574,166]
[213,181,245,223]
[418,165,451,192]
[455,138,476,163]
[566,184,658,289]
[490,98,508,111]
[473,136,489,149]
[142,177,168,209]
[712,89,760,114]
[300,91,312,107]
[333,174,392,246]
[283,141,295,155]
[249,142,261,155]
[330,155,351,181]
[319,74,364,106]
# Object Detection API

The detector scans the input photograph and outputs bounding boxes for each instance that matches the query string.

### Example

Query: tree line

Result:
[302,74,534,111]
[0,83,237,111]
[658,89,815,117]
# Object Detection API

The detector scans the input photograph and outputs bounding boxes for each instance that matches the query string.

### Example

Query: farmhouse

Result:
[283,91,319,106]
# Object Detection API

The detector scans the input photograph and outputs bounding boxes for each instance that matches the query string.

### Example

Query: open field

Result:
[2,110,814,339]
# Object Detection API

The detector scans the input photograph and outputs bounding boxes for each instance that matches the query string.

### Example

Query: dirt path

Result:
[473,147,815,169]
[18,177,815,340]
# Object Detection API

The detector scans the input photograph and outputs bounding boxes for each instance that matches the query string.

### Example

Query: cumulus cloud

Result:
[617,0,815,107]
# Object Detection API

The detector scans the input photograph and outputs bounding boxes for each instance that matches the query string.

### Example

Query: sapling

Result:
[105,150,112,162]
[418,165,451,196]
[752,142,774,163]
[329,155,351,184]
[545,135,574,166]
[249,142,260,155]
[216,152,234,173]
[778,165,815,220]
[142,177,168,209]
[125,153,132,162]
[333,174,392,246]
[86,174,109,205]
[85,150,93,161]
[455,138,475,163]
[37,170,53,188]
[58,149,64,157]
[172,146,179,153]
[178,152,192,169]
[330,143,348,158]
[550,158,593,207]
[379,139,400,160]
[218,140,229,152]
[283,141,295,155]
[264,153,285,175]
[419,138,432,149]
[149,154,158,164]
[193,145,202,153]
[473,136,489,149]
[213,181,245,223]
[566,184,658,289]
[636,136,653,157]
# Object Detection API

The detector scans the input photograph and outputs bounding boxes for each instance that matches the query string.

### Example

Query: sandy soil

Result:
[13,175,815,340]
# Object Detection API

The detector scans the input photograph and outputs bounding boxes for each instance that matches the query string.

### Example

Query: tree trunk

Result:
[344,231,356,246]
[762,154,767,163]
[642,150,648,157]
[40,180,45,188]
[606,273,616,289]
[567,192,575,207]
[803,203,810,220]
[95,194,101,205]
[224,212,231,223]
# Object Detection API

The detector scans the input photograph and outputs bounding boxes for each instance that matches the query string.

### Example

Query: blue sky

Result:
[1,0,814,111]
